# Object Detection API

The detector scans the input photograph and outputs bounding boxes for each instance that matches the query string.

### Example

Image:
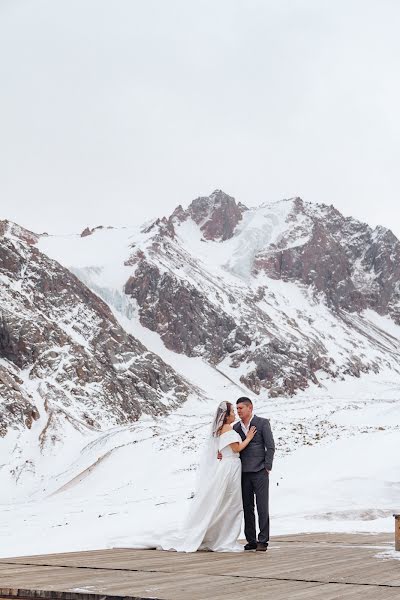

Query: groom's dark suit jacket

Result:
[233,415,275,473]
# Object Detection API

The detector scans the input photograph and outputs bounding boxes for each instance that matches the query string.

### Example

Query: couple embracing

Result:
[159,397,275,553]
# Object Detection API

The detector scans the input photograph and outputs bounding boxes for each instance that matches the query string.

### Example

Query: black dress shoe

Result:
[256,542,268,551]
[244,542,257,551]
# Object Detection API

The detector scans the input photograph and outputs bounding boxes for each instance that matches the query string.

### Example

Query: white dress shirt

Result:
[240,413,254,436]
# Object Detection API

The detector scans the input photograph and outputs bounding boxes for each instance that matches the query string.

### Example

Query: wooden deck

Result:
[0,533,399,599]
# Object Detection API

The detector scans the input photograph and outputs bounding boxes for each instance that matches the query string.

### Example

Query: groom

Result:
[234,397,275,552]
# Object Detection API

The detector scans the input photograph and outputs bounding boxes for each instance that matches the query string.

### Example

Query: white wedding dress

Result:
[158,429,243,552]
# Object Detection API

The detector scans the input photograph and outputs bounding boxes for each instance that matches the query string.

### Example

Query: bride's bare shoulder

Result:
[220,424,232,435]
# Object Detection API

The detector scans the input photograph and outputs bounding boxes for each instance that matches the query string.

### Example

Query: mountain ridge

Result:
[31,190,400,400]
[3,189,400,412]
[0,231,193,442]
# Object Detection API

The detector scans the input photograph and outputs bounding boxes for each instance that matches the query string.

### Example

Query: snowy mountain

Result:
[38,190,400,400]
[1,193,400,557]
[0,220,192,443]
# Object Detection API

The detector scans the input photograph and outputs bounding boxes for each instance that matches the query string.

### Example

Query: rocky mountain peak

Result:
[80,225,115,238]
[170,189,248,241]
[0,220,40,245]
[373,224,397,245]
[251,198,400,322]
[290,196,304,209]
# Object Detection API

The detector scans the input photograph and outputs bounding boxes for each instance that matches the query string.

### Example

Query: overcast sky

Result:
[1,0,400,235]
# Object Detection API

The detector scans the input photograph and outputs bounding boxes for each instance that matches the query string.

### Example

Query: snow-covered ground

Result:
[1,371,399,558]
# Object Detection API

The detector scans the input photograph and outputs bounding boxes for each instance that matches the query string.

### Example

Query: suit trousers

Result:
[241,469,270,545]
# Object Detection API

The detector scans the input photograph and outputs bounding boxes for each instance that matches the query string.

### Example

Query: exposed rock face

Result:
[253,198,400,323]
[0,234,191,438]
[0,363,40,437]
[123,231,339,397]
[170,189,248,241]
[125,262,251,363]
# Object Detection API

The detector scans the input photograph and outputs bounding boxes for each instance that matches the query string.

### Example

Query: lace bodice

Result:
[218,429,241,458]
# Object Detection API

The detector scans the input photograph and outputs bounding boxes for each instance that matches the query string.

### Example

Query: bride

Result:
[159,401,256,552]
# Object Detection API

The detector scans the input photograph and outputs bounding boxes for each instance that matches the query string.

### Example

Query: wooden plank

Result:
[0,533,399,600]
[272,533,393,545]
[0,547,390,579]
[0,568,325,600]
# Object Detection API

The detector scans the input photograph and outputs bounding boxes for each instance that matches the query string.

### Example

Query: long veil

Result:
[119,402,230,550]
[159,401,230,550]
[191,401,228,501]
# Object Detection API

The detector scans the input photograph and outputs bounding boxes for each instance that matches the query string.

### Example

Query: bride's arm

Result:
[230,426,257,453]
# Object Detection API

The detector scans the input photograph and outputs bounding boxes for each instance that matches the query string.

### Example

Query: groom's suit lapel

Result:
[234,421,246,441]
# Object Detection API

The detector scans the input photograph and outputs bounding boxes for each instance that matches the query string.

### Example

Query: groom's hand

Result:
[217,451,222,460]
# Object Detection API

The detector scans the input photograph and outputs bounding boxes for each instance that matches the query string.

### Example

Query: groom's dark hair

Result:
[237,397,253,407]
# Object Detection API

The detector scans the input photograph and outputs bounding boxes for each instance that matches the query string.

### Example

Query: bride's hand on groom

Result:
[246,426,257,440]
[217,451,222,460]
